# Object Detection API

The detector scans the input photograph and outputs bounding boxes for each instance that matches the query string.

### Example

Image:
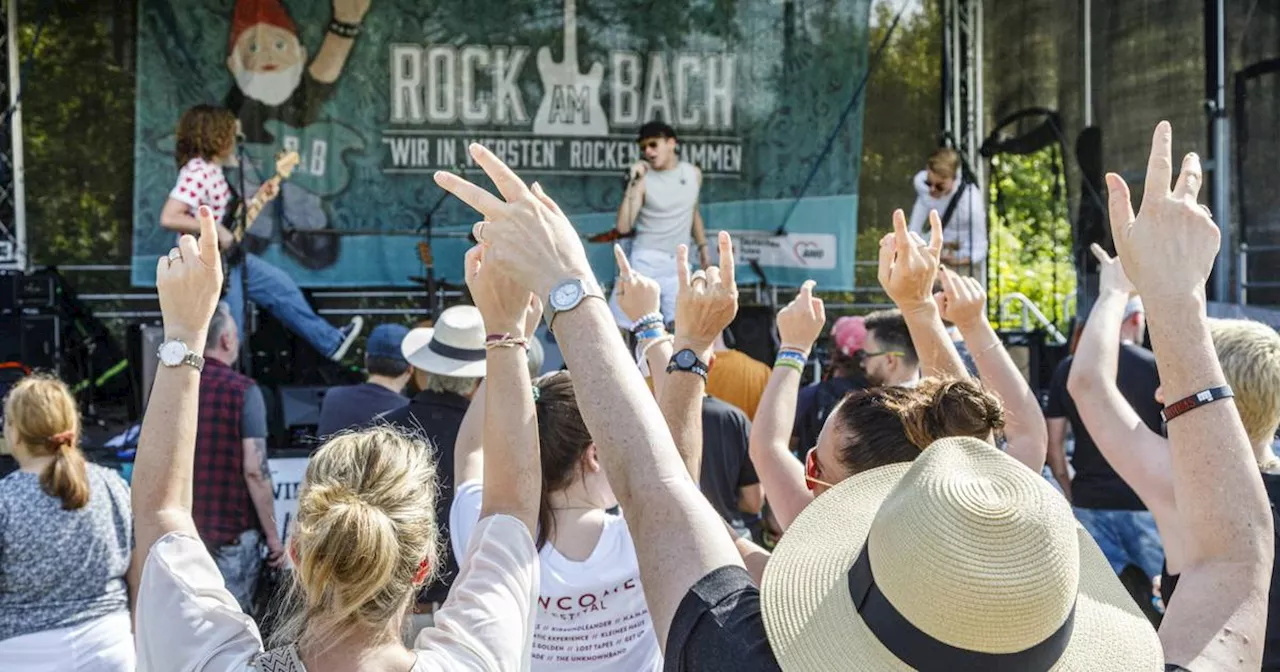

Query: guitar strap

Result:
[940,172,972,230]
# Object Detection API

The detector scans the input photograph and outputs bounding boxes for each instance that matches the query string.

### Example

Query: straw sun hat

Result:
[762,436,1163,671]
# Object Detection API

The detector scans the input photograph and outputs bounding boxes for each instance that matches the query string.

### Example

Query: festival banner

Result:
[133,0,871,289]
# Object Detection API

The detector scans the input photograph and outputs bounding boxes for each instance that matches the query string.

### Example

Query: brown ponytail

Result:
[4,376,89,510]
[895,377,1005,450]
[533,372,594,550]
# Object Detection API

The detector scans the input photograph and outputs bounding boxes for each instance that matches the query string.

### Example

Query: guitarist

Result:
[160,104,362,362]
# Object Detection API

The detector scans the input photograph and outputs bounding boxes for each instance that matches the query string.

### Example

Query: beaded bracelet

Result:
[631,312,665,334]
[776,349,808,366]
[328,19,361,38]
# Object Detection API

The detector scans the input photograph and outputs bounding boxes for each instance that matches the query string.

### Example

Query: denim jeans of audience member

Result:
[211,529,264,613]
[1073,507,1165,581]
[225,254,343,357]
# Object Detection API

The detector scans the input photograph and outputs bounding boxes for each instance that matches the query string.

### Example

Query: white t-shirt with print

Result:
[134,514,538,672]
[451,481,662,672]
[169,157,231,225]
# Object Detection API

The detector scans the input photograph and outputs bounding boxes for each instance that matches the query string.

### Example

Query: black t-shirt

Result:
[1163,472,1280,671]
[666,565,780,671]
[380,390,470,604]
[793,375,865,457]
[700,397,760,534]
[1045,345,1163,510]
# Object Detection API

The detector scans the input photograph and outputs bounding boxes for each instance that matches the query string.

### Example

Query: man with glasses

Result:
[611,120,707,327]
[861,309,920,387]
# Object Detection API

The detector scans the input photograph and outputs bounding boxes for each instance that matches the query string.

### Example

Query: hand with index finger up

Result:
[434,144,594,301]
[879,209,944,313]
[156,205,224,350]
[1105,122,1218,306]
[776,280,826,355]
[614,244,662,325]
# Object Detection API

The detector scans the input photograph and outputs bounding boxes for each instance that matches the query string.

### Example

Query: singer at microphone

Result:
[610,120,706,328]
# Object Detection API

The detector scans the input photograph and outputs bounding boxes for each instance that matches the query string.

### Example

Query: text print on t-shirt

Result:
[533,577,650,664]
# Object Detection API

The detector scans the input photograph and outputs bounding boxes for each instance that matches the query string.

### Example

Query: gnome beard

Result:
[231,51,304,107]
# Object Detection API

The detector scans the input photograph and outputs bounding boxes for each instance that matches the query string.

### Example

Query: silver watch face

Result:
[550,280,584,311]
[158,340,189,366]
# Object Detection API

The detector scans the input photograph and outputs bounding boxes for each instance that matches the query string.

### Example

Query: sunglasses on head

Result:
[805,446,836,491]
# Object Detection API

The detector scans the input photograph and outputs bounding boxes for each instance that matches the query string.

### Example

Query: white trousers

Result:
[610,246,687,327]
[0,611,135,672]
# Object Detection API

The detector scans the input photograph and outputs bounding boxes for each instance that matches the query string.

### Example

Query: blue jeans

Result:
[226,254,342,357]
[1074,507,1165,581]
[210,529,264,613]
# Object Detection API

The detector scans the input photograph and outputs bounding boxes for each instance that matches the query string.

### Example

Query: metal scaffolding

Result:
[942,0,983,186]
[0,0,26,273]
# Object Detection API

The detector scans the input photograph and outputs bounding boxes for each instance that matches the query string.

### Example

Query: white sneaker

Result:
[330,316,364,361]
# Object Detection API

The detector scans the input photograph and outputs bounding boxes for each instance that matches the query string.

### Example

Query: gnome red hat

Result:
[228,0,297,52]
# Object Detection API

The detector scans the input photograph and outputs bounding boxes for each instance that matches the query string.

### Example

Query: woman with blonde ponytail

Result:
[0,375,135,670]
[131,206,541,671]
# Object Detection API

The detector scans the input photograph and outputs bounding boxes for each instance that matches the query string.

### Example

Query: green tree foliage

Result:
[20,0,134,282]
[987,149,1075,331]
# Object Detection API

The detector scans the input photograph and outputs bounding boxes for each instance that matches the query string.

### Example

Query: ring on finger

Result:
[168,248,182,262]
[473,221,486,242]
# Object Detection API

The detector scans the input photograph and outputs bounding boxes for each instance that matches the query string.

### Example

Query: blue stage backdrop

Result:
[133,0,870,289]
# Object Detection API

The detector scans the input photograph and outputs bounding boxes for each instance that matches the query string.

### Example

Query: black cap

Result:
[638,120,677,142]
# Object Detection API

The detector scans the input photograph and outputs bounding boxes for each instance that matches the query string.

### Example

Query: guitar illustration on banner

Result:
[533,0,609,137]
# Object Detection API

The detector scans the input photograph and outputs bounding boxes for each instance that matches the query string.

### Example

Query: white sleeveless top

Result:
[634,161,699,254]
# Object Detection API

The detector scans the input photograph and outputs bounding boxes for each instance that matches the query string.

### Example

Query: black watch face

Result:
[676,349,697,368]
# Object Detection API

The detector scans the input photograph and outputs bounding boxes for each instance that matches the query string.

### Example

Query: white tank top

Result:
[634,161,699,253]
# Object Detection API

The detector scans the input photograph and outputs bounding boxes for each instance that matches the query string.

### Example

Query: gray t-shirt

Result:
[0,462,132,641]
[633,161,700,253]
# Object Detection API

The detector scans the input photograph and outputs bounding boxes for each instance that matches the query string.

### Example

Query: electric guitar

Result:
[532,0,609,136]
[222,150,301,267]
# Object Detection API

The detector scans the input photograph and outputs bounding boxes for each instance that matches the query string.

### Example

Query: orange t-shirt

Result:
[706,349,771,420]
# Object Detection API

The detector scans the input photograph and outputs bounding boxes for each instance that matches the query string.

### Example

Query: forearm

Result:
[132,329,207,554]
[642,337,674,399]
[454,380,487,485]
[160,211,202,235]
[902,302,967,379]
[481,348,540,532]
[691,209,707,247]
[616,188,642,234]
[244,474,280,545]
[309,34,357,84]
[1147,295,1271,566]
[962,318,1046,470]
[748,365,812,531]
[1072,290,1127,389]
[658,343,711,479]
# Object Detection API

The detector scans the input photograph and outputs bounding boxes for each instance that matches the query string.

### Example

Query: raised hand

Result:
[1090,243,1137,297]
[614,244,662,324]
[157,205,224,346]
[673,231,738,352]
[933,266,988,330]
[776,280,826,353]
[1105,122,1217,304]
[435,144,593,301]
[879,208,943,311]
[464,243,534,336]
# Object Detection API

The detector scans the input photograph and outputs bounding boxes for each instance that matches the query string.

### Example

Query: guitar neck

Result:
[234,174,284,242]
[562,0,578,64]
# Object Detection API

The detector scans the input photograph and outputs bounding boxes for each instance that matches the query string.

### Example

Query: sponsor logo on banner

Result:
[383,0,741,177]
[726,231,838,270]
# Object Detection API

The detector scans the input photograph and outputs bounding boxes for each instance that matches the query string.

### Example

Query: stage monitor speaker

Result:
[278,385,328,449]
[728,306,777,366]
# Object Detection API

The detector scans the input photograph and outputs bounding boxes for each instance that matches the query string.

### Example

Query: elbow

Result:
[1065,369,1093,398]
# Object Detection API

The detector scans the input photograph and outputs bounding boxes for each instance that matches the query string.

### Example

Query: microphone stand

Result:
[235,139,253,376]
[417,175,458,321]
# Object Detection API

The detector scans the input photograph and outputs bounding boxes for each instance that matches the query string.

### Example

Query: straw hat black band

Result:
[847,540,1077,672]
[427,338,486,362]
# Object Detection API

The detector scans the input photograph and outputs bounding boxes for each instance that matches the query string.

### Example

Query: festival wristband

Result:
[774,358,805,373]
[635,327,665,342]
[776,349,808,365]
[1161,386,1233,423]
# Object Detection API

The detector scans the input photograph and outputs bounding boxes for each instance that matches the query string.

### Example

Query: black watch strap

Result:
[667,349,709,382]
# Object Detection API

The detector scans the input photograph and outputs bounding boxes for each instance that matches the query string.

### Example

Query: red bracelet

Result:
[1161,386,1234,423]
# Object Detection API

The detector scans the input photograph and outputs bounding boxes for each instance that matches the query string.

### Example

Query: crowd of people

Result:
[1,121,1279,671]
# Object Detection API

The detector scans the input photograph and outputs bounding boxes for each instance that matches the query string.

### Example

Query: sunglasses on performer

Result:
[638,139,663,150]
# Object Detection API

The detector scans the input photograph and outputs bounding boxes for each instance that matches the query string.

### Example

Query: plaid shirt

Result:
[192,359,258,548]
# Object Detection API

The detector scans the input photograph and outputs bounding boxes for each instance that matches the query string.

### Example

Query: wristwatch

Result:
[157,339,205,372]
[545,277,605,331]
[666,348,709,382]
